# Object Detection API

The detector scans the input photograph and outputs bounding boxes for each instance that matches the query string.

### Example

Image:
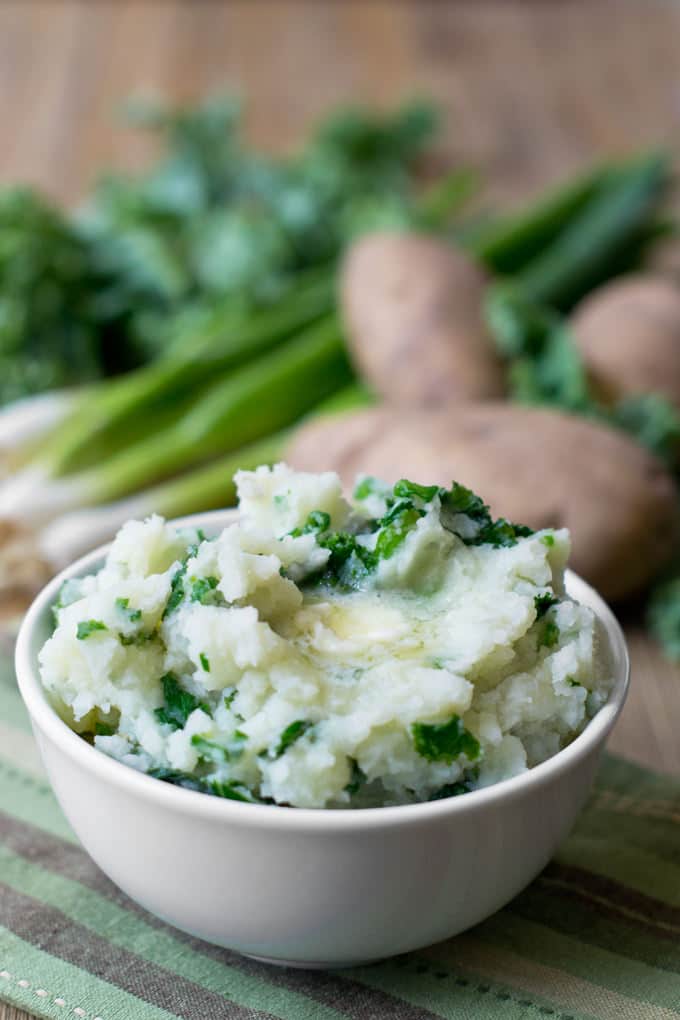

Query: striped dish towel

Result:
[1,626,679,1020]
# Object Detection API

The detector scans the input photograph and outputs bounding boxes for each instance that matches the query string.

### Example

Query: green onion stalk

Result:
[2,314,351,527]
[38,384,373,568]
[3,268,333,483]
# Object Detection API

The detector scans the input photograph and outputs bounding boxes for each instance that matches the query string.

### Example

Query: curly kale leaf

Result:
[154,672,210,730]
[412,715,481,764]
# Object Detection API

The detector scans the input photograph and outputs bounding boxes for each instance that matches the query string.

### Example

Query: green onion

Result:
[512,152,670,310]
[36,270,334,478]
[468,163,613,273]
[6,314,351,526]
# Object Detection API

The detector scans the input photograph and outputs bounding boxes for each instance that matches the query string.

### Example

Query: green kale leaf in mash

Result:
[189,575,226,607]
[115,596,142,622]
[191,732,246,764]
[163,566,186,619]
[304,476,535,592]
[344,757,368,795]
[273,719,314,758]
[209,780,259,803]
[412,714,481,765]
[76,619,108,640]
[289,510,331,537]
[155,672,211,730]
[538,620,560,650]
[429,768,479,800]
[439,481,533,547]
[118,630,157,647]
[95,722,116,736]
[534,593,558,618]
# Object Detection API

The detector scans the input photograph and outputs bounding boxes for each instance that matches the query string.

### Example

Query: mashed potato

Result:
[39,465,612,808]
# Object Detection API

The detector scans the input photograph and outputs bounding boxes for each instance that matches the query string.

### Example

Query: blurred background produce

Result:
[1,0,679,778]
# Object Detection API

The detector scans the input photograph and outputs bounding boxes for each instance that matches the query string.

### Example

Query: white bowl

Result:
[15,510,629,968]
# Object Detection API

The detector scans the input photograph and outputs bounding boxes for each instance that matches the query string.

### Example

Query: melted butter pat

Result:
[292,594,419,659]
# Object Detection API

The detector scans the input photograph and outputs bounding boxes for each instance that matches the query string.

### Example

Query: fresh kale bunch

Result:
[0,93,442,403]
[80,93,442,358]
[0,189,134,404]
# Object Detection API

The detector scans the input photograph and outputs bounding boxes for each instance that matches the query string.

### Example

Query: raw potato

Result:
[341,232,506,404]
[571,274,680,408]
[287,403,679,601]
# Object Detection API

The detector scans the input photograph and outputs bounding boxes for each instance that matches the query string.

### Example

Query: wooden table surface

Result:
[2,2,680,1017]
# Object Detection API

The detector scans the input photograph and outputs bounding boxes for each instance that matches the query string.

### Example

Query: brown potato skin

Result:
[340,232,506,404]
[571,274,680,408]
[287,404,679,602]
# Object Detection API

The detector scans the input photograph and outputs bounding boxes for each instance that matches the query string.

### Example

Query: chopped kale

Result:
[428,768,479,800]
[76,620,107,640]
[154,672,210,730]
[189,575,219,603]
[147,767,206,792]
[412,714,481,764]
[335,549,377,588]
[307,510,331,532]
[94,722,116,737]
[440,481,489,525]
[115,596,142,622]
[374,502,424,560]
[119,630,156,647]
[199,652,210,672]
[393,479,439,503]
[315,531,377,588]
[210,780,258,803]
[185,528,207,559]
[191,735,229,764]
[148,766,258,802]
[475,518,534,548]
[353,476,384,501]
[541,533,555,547]
[224,688,237,709]
[439,481,533,547]
[299,476,533,593]
[344,758,367,795]
[273,719,313,758]
[163,566,186,619]
[290,510,331,537]
[192,731,247,763]
[538,620,560,649]
[534,593,558,619]
[318,531,361,569]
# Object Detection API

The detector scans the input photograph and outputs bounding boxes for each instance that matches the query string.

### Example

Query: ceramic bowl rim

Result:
[15,508,630,833]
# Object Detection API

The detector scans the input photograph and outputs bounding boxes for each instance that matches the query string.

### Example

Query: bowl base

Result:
[242,952,382,970]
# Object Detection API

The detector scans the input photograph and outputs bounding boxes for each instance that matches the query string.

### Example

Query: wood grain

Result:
[1,2,679,1017]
